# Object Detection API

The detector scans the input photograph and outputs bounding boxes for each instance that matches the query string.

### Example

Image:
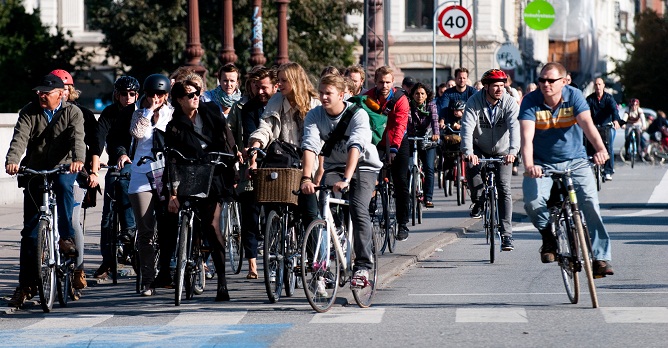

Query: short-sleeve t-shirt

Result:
[518,85,589,164]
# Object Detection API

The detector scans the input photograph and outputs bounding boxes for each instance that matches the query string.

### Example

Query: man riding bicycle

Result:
[461,69,520,251]
[519,62,614,277]
[5,73,86,308]
[585,78,620,181]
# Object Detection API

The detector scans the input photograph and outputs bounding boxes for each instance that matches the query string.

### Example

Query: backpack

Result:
[348,90,404,145]
[261,139,302,169]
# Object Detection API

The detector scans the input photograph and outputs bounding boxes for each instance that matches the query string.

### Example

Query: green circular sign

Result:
[524,0,555,31]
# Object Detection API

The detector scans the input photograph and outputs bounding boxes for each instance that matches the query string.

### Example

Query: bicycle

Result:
[622,126,641,168]
[300,184,378,313]
[371,164,396,255]
[475,157,505,264]
[100,164,136,285]
[18,164,79,313]
[407,136,433,226]
[586,124,611,191]
[439,126,467,205]
[541,160,599,308]
[165,148,234,306]
[220,200,243,274]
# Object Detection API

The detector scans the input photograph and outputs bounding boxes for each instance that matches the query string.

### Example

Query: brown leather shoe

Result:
[58,238,76,255]
[8,287,31,308]
[73,270,88,289]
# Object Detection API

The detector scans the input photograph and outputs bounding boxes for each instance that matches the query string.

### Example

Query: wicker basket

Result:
[168,163,216,198]
[253,168,301,205]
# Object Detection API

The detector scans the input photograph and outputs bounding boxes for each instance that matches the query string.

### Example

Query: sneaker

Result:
[58,238,76,255]
[351,269,370,289]
[215,285,230,302]
[424,201,434,208]
[140,286,155,297]
[512,166,519,176]
[315,276,328,297]
[501,236,514,251]
[469,203,482,219]
[73,270,87,289]
[593,260,615,278]
[396,225,409,241]
[604,173,612,181]
[8,287,31,308]
[93,263,110,279]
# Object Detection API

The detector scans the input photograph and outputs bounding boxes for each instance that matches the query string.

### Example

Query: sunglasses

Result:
[185,90,201,99]
[119,91,137,97]
[538,77,563,84]
[35,90,59,96]
[146,91,168,98]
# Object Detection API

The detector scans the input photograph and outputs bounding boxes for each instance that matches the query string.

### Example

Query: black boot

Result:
[215,278,230,302]
[539,227,557,263]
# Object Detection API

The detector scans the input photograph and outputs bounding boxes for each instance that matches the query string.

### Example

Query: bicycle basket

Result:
[168,162,216,198]
[253,168,301,205]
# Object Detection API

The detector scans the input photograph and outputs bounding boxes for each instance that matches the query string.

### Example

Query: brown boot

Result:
[539,228,557,263]
[246,258,258,279]
[73,270,87,289]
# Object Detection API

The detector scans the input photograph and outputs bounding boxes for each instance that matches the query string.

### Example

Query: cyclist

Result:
[439,100,465,181]
[363,66,411,241]
[300,73,382,288]
[436,67,476,116]
[165,80,238,301]
[5,73,85,307]
[201,63,242,118]
[647,110,668,148]
[125,74,175,296]
[407,82,440,208]
[460,69,520,251]
[519,62,613,277]
[622,98,647,159]
[586,77,620,181]
[91,76,140,280]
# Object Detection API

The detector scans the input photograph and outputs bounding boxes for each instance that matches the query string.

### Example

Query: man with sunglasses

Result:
[5,73,86,308]
[519,62,614,278]
[91,76,140,279]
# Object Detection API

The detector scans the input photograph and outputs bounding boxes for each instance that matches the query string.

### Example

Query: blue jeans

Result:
[418,146,436,202]
[99,165,136,264]
[19,173,77,286]
[522,158,611,261]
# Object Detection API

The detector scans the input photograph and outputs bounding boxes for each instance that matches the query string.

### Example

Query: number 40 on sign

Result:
[438,5,472,39]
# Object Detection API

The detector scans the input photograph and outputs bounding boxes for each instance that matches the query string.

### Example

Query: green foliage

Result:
[614,10,668,111]
[0,0,88,112]
[88,0,361,89]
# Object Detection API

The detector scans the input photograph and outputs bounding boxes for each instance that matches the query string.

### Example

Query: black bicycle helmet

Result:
[453,100,466,111]
[143,74,171,93]
[480,69,508,85]
[114,76,140,91]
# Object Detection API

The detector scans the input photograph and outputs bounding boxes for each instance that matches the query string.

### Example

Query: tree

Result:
[0,0,89,111]
[614,10,668,111]
[87,0,362,88]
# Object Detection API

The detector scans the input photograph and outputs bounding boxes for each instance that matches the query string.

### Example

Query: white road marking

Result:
[648,169,668,203]
[456,308,528,323]
[409,291,668,296]
[511,223,535,231]
[310,307,385,324]
[166,311,247,326]
[23,314,114,329]
[616,209,664,217]
[601,307,668,323]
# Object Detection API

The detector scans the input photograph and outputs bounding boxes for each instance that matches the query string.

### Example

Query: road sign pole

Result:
[432,1,458,94]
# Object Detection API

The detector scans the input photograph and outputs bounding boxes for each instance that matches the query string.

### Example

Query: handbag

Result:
[261,139,302,169]
[146,152,167,200]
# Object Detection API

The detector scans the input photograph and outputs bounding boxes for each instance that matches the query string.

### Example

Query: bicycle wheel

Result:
[110,213,120,285]
[185,240,202,300]
[226,202,244,274]
[488,192,496,264]
[556,207,579,304]
[630,136,636,169]
[455,157,463,206]
[386,184,397,253]
[573,211,599,308]
[410,169,417,226]
[284,221,298,297]
[36,220,55,313]
[417,170,423,225]
[352,232,378,308]
[372,191,387,255]
[56,273,67,307]
[263,210,284,303]
[301,220,340,313]
[175,213,190,306]
[594,165,602,191]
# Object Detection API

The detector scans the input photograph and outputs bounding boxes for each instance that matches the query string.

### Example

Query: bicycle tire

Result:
[352,231,378,308]
[36,219,55,313]
[386,185,397,253]
[56,275,66,307]
[595,165,602,191]
[573,211,599,308]
[410,168,417,226]
[301,219,340,313]
[64,269,72,306]
[455,157,463,206]
[488,191,497,264]
[557,206,579,304]
[263,210,284,303]
[417,170,423,224]
[630,134,636,169]
[284,222,298,297]
[225,202,243,275]
[373,191,387,255]
[193,254,205,295]
[175,213,190,306]
[110,212,120,285]
[185,240,201,300]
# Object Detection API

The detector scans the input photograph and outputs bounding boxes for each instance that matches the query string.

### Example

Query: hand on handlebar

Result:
[5,164,18,175]
[300,180,317,195]
[333,180,349,194]
[592,150,609,166]
[466,154,479,166]
[117,155,132,169]
[70,161,84,174]
[503,154,516,165]
[524,165,543,178]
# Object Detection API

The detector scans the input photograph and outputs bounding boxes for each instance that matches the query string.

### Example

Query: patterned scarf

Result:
[210,85,241,108]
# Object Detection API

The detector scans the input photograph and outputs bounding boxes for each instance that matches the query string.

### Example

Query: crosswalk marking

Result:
[601,307,668,323]
[167,311,247,326]
[456,308,528,323]
[310,307,385,324]
[24,314,113,329]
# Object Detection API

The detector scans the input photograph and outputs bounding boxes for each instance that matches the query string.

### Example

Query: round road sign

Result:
[438,5,472,39]
[523,0,555,31]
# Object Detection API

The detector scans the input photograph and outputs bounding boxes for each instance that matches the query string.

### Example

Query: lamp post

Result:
[249,0,267,67]
[184,0,207,78]
[219,0,238,65]
[275,0,290,65]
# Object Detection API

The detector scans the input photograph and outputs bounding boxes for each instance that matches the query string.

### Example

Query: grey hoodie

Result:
[460,89,520,157]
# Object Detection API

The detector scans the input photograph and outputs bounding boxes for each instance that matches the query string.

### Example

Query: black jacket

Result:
[164,102,237,199]
[95,103,134,164]
[586,92,620,126]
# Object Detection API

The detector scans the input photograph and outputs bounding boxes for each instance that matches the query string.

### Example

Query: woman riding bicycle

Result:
[164,80,238,302]
[407,82,440,208]
[622,98,647,157]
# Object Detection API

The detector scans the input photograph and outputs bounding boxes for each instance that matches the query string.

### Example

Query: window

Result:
[405,0,434,31]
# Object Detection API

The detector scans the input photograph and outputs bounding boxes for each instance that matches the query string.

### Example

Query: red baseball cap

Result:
[50,69,74,85]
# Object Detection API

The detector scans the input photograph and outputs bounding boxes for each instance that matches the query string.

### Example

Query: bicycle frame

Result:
[314,190,353,275]
[478,158,503,262]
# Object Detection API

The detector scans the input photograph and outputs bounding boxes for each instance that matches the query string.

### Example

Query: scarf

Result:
[210,85,241,108]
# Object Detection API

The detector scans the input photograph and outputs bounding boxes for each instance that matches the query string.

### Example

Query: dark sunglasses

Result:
[119,91,137,97]
[146,91,168,97]
[538,77,563,84]
[186,90,201,99]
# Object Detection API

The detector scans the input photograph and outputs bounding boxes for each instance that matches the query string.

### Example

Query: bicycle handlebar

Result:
[18,164,72,176]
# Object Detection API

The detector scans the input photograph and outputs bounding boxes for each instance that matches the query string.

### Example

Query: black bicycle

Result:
[476,157,505,264]
[371,163,397,255]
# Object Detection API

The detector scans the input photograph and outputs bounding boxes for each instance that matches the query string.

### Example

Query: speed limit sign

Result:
[438,5,472,39]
